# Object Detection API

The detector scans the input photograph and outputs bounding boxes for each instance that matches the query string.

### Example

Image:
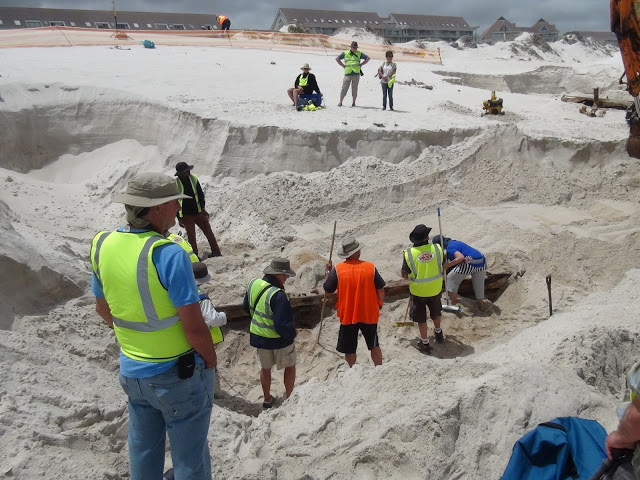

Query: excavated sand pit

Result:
[2,37,640,479]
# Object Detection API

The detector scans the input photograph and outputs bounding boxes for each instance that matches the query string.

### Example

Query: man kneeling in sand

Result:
[243,257,297,408]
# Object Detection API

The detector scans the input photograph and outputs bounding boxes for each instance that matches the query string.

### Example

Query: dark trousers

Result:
[181,212,221,257]
[221,19,230,30]
[382,84,393,109]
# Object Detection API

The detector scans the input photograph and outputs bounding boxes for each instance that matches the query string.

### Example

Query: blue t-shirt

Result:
[338,51,369,75]
[91,228,201,378]
[446,240,486,268]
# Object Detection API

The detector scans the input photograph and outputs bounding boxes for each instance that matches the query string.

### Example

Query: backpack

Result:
[500,417,608,480]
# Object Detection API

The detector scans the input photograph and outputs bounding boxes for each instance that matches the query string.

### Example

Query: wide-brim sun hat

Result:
[113,172,191,207]
[350,41,358,48]
[337,237,364,258]
[409,224,432,244]
[263,257,296,277]
[174,161,194,176]
[300,63,311,70]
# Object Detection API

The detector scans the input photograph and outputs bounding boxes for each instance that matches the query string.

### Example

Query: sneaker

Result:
[435,330,444,343]
[337,103,342,107]
[262,397,274,409]
[389,107,394,111]
[382,107,386,110]
[417,341,431,354]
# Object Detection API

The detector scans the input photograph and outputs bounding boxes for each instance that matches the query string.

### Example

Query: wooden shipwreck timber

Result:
[218,272,512,327]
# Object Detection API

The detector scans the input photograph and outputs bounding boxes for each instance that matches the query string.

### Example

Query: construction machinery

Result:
[482,91,504,116]
[611,0,640,158]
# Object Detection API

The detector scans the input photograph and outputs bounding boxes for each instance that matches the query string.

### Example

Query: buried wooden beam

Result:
[218,272,512,325]
[561,93,630,110]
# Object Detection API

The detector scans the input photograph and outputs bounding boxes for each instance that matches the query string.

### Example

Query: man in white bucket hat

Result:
[287,62,322,108]
[90,172,216,480]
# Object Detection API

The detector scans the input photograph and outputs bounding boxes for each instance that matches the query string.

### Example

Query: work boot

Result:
[435,330,444,343]
[262,397,274,409]
[417,341,431,354]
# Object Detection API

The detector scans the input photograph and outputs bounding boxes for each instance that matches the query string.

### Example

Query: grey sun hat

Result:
[192,262,212,285]
[263,257,296,277]
[337,237,364,258]
[113,172,190,207]
[300,63,311,70]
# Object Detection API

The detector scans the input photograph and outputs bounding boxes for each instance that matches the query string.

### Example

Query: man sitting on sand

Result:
[287,63,321,108]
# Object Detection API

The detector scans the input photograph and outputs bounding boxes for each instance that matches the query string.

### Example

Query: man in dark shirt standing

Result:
[175,162,222,258]
[287,63,321,107]
[243,257,297,408]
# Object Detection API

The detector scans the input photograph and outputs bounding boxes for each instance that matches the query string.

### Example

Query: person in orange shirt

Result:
[323,237,386,367]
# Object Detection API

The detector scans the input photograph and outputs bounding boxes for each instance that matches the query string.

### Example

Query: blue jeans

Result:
[119,363,215,480]
[382,83,394,109]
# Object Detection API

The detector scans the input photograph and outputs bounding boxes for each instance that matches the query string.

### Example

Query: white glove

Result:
[200,299,228,327]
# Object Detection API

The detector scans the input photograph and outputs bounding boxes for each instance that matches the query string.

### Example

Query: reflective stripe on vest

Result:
[176,174,202,217]
[218,15,228,24]
[299,74,309,87]
[247,278,283,338]
[404,244,443,297]
[344,50,362,75]
[90,230,192,361]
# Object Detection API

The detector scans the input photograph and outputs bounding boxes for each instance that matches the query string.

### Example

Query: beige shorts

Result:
[341,74,360,98]
[257,343,296,370]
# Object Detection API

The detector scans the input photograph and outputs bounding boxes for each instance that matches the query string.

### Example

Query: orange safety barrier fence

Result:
[0,27,442,64]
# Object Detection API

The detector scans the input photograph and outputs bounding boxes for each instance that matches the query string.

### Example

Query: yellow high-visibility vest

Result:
[344,50,362,75]
[90,230,193,362]
[403,243,443,297]
[247,278,284,339]
[176,174,202,217]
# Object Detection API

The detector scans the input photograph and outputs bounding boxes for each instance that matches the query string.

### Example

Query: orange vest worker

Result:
[335,260,381,325]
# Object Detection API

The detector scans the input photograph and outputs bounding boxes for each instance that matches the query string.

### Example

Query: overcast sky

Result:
[0,1,611,36]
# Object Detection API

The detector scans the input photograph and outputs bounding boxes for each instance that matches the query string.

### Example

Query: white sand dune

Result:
[1,31,639,479]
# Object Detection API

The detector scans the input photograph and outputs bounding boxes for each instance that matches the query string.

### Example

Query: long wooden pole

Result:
[316,220,337,344]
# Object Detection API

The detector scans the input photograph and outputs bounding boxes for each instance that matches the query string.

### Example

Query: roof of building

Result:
[388,13,475,31]
[481,17,559,39]
[0,6,218,27]
[276,8,383,25]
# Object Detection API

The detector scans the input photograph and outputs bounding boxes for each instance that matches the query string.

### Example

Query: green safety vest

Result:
[344,50,362,75]
[176,174,202,217]
[298,74,308,87]
[247,278,285,339]
[403,243,444,297]
[167,233,199,262]
[90,230,193,362]
[167,232,223,344]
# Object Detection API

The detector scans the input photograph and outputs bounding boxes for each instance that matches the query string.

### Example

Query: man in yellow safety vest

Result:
[335,40,370,107]
[243,257,297,409]
[90,172,216,480]
[175,161,222,258]
[401,224,445,354]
